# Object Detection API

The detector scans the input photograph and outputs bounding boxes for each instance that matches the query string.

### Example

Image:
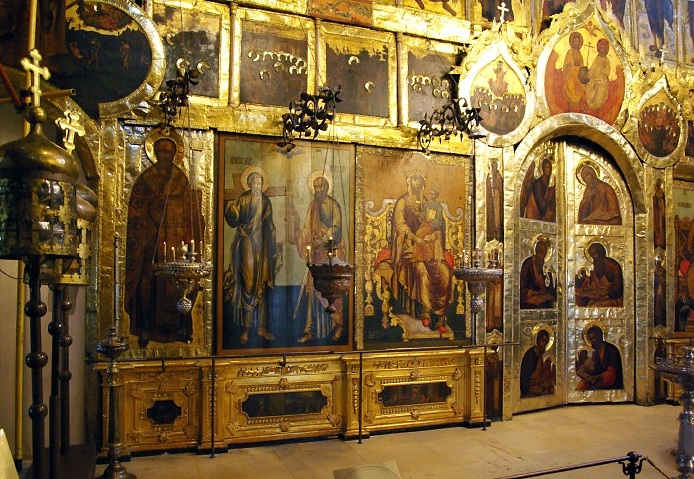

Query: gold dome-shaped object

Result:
[0,106,80,259]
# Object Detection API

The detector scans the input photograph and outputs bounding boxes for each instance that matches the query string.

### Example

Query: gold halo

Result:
[581,320,607,348]
[531,234,552,262]
[308,170,333,195]
[531,324,555,352]
[144,127,185,165]
[576,161,600,186]
[240,166,269,192]
[583,239,609,262]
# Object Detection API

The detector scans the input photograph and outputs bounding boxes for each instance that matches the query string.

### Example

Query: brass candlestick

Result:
[95,235,135,479]
[95,329,133,479]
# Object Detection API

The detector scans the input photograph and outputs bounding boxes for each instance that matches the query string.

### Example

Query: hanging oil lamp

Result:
[307,236,354,313]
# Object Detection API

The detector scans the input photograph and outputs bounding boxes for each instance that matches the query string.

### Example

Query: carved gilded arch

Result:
[513,113,644,214]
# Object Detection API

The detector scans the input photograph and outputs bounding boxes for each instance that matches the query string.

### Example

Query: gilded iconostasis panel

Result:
[674,180,694,335]
[355,146,468,350]
[4,0,694,423]
[236,9,314,109]
[540,21,626,126]
[402,36,462,127]
[151,0,229,106]
[319,23,396,125]
[216,136,354,355]
[513,138,635,412]
[0,0,165,118]
[122,125,215,356]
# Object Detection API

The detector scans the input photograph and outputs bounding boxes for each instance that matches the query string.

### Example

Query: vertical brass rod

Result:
[15,0,39,466]
[14,261,25,471]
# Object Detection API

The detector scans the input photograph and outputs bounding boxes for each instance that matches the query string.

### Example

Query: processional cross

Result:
[497,2,509,24]
[56,110,85,154]
[19,49,50,107]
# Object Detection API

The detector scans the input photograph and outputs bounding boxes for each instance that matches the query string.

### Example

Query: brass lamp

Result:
[0,104,80,259]
[0,100,81,479]
[307,237,354,314]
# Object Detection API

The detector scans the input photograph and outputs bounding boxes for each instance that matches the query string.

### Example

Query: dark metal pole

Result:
[482,344,487,431]
[25,257,48,479]
[59,286,73,454]
[210,357,215,458]
[358,352,363,444]
[48,284,65,479]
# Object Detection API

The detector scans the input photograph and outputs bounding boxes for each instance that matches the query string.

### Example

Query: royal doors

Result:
[514,139,634,413]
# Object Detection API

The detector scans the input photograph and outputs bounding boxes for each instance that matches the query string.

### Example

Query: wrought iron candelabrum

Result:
[306,237,354,314]
[278,86,342,151]
[418,97,483,152]
[453,251,502,344]
[153,243,211,315]
[151,57,210,126]
[655,345,694,479]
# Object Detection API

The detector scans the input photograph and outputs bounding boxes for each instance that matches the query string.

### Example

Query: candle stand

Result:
[655,345,694,479]
[453,255,502,344]
[95,328,134,479]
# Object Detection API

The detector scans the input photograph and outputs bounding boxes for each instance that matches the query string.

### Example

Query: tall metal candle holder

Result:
[453,251,502,344]
[655,345,694,479]
[95,235,135,479]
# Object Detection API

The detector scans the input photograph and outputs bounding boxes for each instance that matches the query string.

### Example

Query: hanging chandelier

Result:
[277,85,342,151]
[151,57,210,127]
[417,97,483,152]
[150,58,211,314]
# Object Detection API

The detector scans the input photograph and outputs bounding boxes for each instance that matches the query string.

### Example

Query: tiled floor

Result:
[91,403,684,479]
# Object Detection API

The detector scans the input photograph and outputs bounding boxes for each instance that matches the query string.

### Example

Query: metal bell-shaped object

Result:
[0,105,81,259]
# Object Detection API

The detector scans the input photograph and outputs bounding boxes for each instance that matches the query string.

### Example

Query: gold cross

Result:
[19,49,51,107]
[55,109,85,154]
[497,2,509,24]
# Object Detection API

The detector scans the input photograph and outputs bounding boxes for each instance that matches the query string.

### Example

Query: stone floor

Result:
[89,403,684,479]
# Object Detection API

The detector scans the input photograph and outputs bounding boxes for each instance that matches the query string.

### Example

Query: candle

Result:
[113,235,121,332]
[190,239,195,255]
[171,246,176,260]
[163,241,167,262]
[199,240,204,261]
[306,245,311,264]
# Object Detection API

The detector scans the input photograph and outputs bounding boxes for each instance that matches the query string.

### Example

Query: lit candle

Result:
[171,246,176,260]
[190,239,195,255]
[306,245,311,264]
[199,240,203,261]
[163,241,167,262]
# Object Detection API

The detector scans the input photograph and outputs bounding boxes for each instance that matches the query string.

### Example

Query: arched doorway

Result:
[504,115,647,416]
